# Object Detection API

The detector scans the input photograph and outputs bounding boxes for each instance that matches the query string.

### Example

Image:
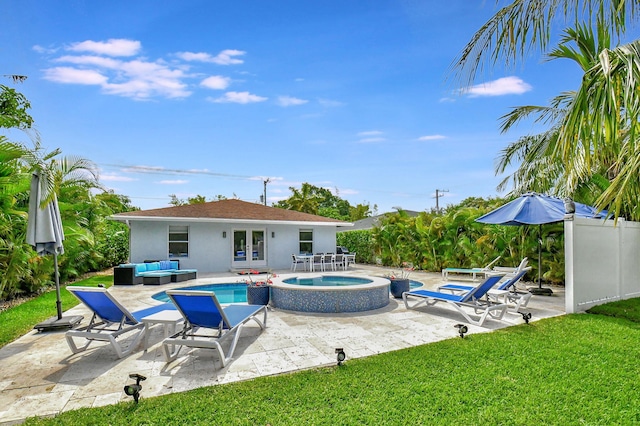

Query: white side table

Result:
[141,310,184,350]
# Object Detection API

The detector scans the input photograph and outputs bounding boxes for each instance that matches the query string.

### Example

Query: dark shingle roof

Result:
[112,199,349,224]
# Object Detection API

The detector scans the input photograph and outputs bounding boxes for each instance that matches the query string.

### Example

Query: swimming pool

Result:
[152,283,248,304]
[270,274,391,313]
[151,279,424,306]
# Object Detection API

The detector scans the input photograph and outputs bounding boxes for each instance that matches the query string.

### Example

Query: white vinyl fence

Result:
[565,216,640,313]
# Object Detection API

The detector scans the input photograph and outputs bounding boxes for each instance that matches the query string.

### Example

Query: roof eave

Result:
[109,215,353,227]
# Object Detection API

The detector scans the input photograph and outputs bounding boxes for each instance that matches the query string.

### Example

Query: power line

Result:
[99,163,252,180]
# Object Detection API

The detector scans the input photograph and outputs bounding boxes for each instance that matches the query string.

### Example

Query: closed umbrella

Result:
[27,171,83,331]
[476,193,608,294]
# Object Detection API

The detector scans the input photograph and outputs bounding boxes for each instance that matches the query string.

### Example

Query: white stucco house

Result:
[110,199,352,273]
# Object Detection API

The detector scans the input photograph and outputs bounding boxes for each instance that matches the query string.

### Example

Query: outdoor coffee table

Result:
[141,271,173,285]
[141,309,184,350]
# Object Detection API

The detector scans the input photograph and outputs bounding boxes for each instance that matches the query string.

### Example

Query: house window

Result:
[299,229,313,254]
[169,225,189,258]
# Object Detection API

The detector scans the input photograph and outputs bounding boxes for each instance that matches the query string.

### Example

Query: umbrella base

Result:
[528,286,554,296]
[34,315,84,332]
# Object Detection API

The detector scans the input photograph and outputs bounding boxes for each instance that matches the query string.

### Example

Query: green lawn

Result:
[0,276,110,348]
[5,278,640,425]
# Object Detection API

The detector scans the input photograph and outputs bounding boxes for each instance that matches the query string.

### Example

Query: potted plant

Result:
[386,262,413,298]
[242,270,274,305]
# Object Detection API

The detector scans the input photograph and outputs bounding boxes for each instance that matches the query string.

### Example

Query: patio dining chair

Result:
[313,253,324,272]
[344,252,356,269]
[291,254,305,271]
[323,253,334,271]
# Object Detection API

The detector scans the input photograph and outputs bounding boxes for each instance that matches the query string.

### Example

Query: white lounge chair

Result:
[65,286,175,358]
[403,273,507,326]
[438,267,532,312]
[493,257,529,274]
[162,290,267,368]
[441,256,501,281]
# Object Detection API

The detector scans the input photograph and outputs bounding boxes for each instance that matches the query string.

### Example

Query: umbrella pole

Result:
[33,251,84,331]
[538,224,542,289]
[54,252,62,320]
[529,224,553,295]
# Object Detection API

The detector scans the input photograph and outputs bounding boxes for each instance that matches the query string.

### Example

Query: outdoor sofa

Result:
[114,260,197,285]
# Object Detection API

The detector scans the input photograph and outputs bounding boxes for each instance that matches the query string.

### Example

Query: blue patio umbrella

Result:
[476,193,608,294]
[26,171,83,331]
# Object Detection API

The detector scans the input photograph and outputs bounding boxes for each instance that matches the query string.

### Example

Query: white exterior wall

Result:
[565,217,640,313]
[127,220,338,273]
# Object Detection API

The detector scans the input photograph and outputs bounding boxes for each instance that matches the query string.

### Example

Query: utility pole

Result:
[263,178,271,206]
[434,189,449,214]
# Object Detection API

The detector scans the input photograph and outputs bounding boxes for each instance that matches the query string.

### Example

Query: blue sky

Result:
[1,1,602,214]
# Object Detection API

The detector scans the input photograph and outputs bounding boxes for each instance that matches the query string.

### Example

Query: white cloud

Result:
[277,96,308,107]
[43,67,108,85]
[211,91,267,104]
[464,76,532,97]
[100,174,137,182]
[358,137,386,143]
[68,39,141,57]
[200,75,231,90]
[176,49,245,65]
[44,54,191,99]
[56,55,121,68]
[358,130,383,137]
[418,134,446,141]
[39,40,250,100]
[158,179,189,184]
[32,44,58,54]
[103,60,191,99]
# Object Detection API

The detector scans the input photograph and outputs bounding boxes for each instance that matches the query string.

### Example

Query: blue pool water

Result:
[409,280,423,289]
[152,283,249,304]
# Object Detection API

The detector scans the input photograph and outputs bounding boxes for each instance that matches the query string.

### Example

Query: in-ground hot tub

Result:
[270,275,391,313]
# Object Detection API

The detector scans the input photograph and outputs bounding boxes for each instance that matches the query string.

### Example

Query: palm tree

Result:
[451,0,639,87]
[454,1,640,220]
[496,22,639,219]
[285,183,323,215]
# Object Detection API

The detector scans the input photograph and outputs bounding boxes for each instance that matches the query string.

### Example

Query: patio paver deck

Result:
[0,265,565,425]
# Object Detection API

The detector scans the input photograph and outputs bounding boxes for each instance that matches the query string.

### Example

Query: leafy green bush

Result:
[368,200,566,284]
[95,221,129,269]
[337,230,374,264]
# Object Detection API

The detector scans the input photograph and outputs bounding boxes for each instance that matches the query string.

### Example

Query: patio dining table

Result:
[296,254,315,272]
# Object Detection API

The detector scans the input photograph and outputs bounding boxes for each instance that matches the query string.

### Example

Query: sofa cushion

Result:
[146,262,160,271]
[169,260,179,269]
[135,263,148,275]
[159,260,173,270]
